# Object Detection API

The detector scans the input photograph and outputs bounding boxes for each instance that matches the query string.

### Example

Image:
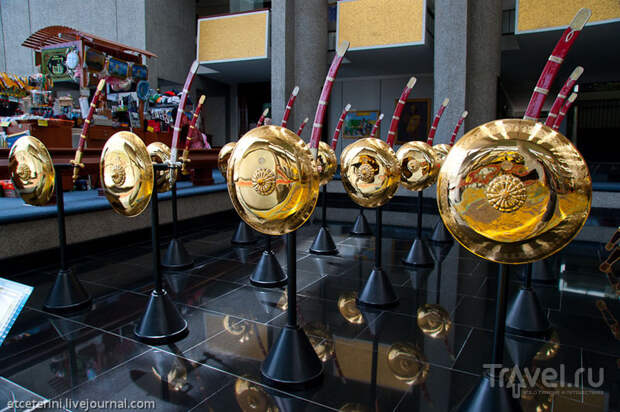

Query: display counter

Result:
[3,119,73,148]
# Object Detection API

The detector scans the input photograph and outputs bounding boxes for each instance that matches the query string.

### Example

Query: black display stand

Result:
[261,231,323,387]
[518,258,557,284]
[505,263,551,337]
[309,185,338,255]
[231,221,258,245]
[250,236,288,287]
[351,207,372,237]
[402,191,434,266]
[135,164,188,345]
[161,174,194,269]
[430,218,453,243]
[457,264,522,412]
[357,207,399,307]
[43,164,92,313]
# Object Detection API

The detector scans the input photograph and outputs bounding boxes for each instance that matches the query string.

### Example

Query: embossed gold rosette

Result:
[437,119,591,264]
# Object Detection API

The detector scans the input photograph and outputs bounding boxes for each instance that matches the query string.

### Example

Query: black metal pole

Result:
[171,179,178,238]
[266,235,271,252]
[321,185,328,228]
[375,207,382,268]
[286,231,297,328]
[491,264,509,367]
[54,166,67,271]
[417,191,423,239]
[524,263,532,289]
[151,166,163,293]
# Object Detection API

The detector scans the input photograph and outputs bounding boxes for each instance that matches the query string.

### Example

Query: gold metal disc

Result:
[234,378,276,412]
[340,138,401,208]
[417,303,452,339]
[227,125,319,235]
[396,141,439,192]
[218,141,236,181]
[386,342,429,386]
[8,135,55,206]
[433,143,451,168]
[147,142,175,193]
[337,292,364,325]
[316,141,337,186]
[100,131,154,217]
[437,119,591,264]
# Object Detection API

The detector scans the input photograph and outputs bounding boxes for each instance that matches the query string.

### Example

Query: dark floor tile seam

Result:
[187,382,234,412]
[391,389,410,412]
[453,327,474,366]
[179,320,246,356]
[77,278,151,297]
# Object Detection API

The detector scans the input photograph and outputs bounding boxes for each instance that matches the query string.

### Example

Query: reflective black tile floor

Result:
[1,216,619,411]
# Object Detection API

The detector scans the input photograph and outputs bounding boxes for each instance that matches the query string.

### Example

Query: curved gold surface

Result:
[147,142,175,193]
[396,141,439,192]
[340,138,400,208]
[227,125,319,235]
[534,329,560,361]
[437,119,591,264]
[337,292,364,325]
[100,131,154,217]
[387,342,429,386]
[339,404,369,412]
[218,141,236,181]
[304,321,335,362]
[433,143,451,168]
[8,135,55,206]
[234,378,276,412]
[316,141,337,186]
[417,304,452,339]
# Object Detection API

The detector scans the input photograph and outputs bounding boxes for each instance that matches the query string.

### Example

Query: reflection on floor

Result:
[0,216,618,411]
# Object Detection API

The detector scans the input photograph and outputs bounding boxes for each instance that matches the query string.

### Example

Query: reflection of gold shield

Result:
[147,142,175,193]
[9,135,55,206]
[234,378,276,412]
[433,144,451,168]
[417,304,452,339]
[100,131,154,217]
[316,141,337,186]
[396,141,439,192]
[338,292,364,325]
[304,321,335,362]
[228,125,319,235]
[437,119,591,264]
[387,342,429,386]
[341,138,400,208]
[218,141,236,181]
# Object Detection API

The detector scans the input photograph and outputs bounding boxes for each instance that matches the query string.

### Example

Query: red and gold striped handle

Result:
[297,117,309,137]
[552,92,577,131]
[72,78,106,182]
[281,86,299,128]
[605,227,620,252]
[170,60,200,164]
[330,104,351,150]
[545,66,583,127]
[181,94,206,174]
[257,108,269,127]
[426,98,450,145]
[449,110,468,145]
[386,77,417,148]
[369,113,384,139]
[309,41,350,157]
[523,8,590,121]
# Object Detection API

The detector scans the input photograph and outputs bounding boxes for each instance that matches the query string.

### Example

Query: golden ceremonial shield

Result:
[147,142,175,193]
[396,141,439,192]
[9,135,55,206]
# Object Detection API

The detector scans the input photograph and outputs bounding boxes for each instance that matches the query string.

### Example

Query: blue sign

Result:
[0,278,33,346]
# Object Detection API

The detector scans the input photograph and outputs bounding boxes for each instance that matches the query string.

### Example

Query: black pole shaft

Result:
[417,191,423,239]
[525,263,533,289]
[321,185,327,228]
[171,180,178,238]
[54,167,67,271]
[286,231,297,327]
[151,172,163,293]
[375,207,382,268]
[266,235,271,252]
[491,264,509,366]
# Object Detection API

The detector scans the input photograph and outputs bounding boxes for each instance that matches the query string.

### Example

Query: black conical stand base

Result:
[134,290,188,345]
[457,373,522,412]
[402,238,434,267]
[231,221,257,245]
[505,288,551,337]
[430,219,453,243]
[250,250,288,287]
[261,325,323,387]
[309,226,338,255]
[44,269,92,313]
[351,211,372,237]
[161,238,194,269]
[358,267,399,308]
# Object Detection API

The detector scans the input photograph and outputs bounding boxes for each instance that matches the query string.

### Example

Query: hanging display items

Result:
[131,64,148,81]
[40,47,74,82]
[107,57,129,79]
[85,47,106,72]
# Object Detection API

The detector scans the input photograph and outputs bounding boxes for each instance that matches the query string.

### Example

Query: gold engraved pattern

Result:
[486,174,527,213]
